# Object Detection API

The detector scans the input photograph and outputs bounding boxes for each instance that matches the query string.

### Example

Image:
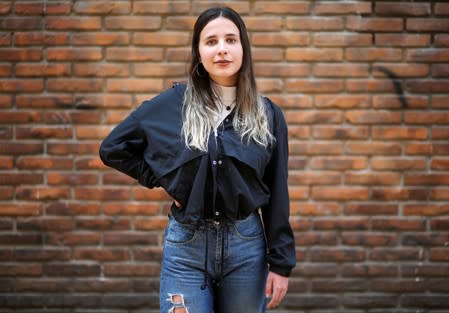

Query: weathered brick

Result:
[371,157,427,170]
[286,17,344,30]
[407,18,449,31]
[133,1,190,14]
[313,32,372,47]
[375,2,431,16]
[346,17,403,31]
[371,188,428,201]
[286,79,344,93]
[73,1,131,14]
[314,95,370,108]
[315,2,371,15]
[312,187,369,201]
[45,17,101,30]
[254,1,310,14]
[375,34,430,47]
[346,48,402,61]
[73,33,130,46]
[252,32,309,47]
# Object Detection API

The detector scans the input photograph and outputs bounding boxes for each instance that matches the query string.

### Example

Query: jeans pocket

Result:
[233,213,264,240]
[164,215,198,245]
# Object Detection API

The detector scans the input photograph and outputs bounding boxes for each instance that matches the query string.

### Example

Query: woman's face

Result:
[198,17,243,87]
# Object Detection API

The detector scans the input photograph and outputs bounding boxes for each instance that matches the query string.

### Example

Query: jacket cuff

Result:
[269,264,292,277]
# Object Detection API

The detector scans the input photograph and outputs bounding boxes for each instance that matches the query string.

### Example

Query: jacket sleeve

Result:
[261,101,296,277]
[99,107,158,188]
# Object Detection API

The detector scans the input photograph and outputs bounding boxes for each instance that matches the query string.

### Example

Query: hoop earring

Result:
[195,62,207,78]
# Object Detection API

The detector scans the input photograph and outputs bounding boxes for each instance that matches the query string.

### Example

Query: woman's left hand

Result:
[265,271,288,309]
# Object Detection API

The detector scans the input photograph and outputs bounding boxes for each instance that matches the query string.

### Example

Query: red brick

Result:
[290,142,343,155]
[371,157,426,170]
[371,188,427,201]
[14,2,45,15]
[0,203,42,216]
[0,142,43,155]
[17,217,73,231]
[433,96,449,109]
[432,127,449,139]
[372,126,428,140]
[345,172,401,185]
[405,112,449,125]
[373,64,429,78]
[16,95,72,109]
[346,79,395,92]
[133,1,190,14]
[192,2,250,15]
[76,218,131,230]
[135,63,187,78]
[16,126,72,139]
[103,203,159,215]
[286,110,342,124]
[315,2,371,15]
[0,64,11,76]
[310,248,365,262]
[431,158,449,170]
[0,156,13,169]
[407,49,449,62]
[46,202,101,216]
[406,80,449,93]
[313,33,372,47]
[346,142,402,155]
[74,248,129,261]
[47,172,98,185]
[372,218,426,231]
[310,156,367,170]
[0,264,42,276]
[312,187,369,201]
[73,33,130,46]
[314,95,370,109]
[103,232,158,245]
[346,17,403,31]
[255,63,310,78]
[375,34,430,47]
[346,48,402,61]
[430,188,449,200]
[45,17,101,30]
[0,48,41,61]
[254,1,310,14]
[344,204,398,216]
[43,264,100,277]
[346,111,401,125]
[16,63,71,77]
[14,32,70,46]
[0,3,11,14]
[0,173,43,185]
[47,48,102,61]
[165,16,197,30]
[286,17,344,30]
[435,34,449,47]
[373,95,429,109]
[314,64,369,77]
[435,3,449,15]
[104,264,160,277]
[16,187,71,201]
[47,142,99,155]
[370,248,423,261]
[106,78,163,93]
[14,279,71,292]
[252,48,284,61]
[290,203,339,216]
[46,232,100,246]
[405,173,449,185]
[135,216,168,230]
[75,187,130,201]
[286,79,344,93]
[430,249,449,261]
[73,1,131,14]
[252,32,309,47]
[407,18,449,31]
[404,204,449,216]
[106,47,164,61]
[244,17,283,31]
[432,64,449,77]
[313,126,369,139]
[0,111,42,123]
[47,78,102,92]
[375,2,430,16]
[0,17,42,30]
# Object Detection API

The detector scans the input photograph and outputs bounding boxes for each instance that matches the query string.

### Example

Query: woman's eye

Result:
[206,40,217,46]
[227,38,237,44]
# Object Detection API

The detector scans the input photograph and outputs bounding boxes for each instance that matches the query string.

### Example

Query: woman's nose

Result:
[218,40,228,54]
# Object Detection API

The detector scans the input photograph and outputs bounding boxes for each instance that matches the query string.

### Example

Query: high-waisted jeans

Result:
[159,212,268,313]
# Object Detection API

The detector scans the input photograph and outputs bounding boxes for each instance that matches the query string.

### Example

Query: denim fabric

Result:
[160,212,268,313]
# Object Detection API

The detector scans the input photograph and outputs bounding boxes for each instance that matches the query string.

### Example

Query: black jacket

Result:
[99,83,296,276]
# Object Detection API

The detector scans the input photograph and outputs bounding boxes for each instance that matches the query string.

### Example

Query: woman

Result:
[99,7,295,313]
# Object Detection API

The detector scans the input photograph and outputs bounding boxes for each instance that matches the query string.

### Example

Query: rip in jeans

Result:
[167,293,188,313]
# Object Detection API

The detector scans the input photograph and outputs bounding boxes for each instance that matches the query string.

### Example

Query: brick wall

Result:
[1,0,449,312]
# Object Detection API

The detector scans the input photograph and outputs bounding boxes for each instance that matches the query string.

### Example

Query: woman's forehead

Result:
[200,17,240,39]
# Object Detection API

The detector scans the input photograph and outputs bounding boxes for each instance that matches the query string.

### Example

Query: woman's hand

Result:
[265,271,288,309]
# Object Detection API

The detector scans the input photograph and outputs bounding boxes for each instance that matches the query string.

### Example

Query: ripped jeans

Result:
[159,212,268,313]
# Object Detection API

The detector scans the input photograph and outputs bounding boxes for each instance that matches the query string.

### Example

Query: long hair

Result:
[182,6,274,151]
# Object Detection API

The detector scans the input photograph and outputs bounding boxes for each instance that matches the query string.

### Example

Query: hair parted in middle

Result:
[182,6,274,152]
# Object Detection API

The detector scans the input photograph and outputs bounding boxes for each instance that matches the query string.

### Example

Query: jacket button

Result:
[212,160,217,165]
[218,160,222,165]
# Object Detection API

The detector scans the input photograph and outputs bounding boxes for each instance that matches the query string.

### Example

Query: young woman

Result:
[99,7,296,313]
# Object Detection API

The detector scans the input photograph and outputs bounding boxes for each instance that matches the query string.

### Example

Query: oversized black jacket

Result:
[99,83,296,276]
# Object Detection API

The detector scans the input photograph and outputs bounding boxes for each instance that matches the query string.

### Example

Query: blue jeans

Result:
[160,212,268,313]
